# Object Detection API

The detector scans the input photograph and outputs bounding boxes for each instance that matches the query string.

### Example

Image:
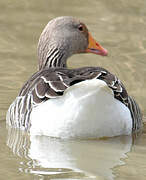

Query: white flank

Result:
[30,79,132,139]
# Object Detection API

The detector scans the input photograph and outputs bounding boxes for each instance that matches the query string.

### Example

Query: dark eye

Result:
[78,25,84,32]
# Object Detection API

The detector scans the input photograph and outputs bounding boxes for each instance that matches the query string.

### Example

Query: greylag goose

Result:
[6,16,142,138]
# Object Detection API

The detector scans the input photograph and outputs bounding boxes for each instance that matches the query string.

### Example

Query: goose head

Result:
[38,16,108,70]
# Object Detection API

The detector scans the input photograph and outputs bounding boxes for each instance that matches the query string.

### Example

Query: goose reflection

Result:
[7,127,133,180]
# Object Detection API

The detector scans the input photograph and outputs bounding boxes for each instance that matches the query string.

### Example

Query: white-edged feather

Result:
[30,79,132,139]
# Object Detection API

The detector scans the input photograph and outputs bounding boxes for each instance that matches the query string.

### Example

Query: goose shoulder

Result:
[19,66,129,105]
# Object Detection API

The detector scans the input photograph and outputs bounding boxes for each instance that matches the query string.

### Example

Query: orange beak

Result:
[85,32,108,56]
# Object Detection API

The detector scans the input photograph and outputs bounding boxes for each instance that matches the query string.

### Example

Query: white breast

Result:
[30,79,132,139]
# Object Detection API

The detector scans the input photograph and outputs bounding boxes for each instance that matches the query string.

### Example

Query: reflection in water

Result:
[7,126,133,180]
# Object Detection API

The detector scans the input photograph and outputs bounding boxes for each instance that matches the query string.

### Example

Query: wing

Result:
[6,67,142,131]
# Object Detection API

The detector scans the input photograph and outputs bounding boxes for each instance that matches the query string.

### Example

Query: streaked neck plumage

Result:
[38,42,70,70]
[37,16,88,70]
[39,45,68,70]
[37,20,74,70]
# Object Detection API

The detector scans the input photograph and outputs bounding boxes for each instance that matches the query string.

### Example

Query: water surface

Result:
[0,0,146,179]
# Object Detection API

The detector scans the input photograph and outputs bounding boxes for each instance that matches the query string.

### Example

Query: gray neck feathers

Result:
[39,45,68,70]
[38,42,69,70]
[37,16,87,70]
[37,19,71,70]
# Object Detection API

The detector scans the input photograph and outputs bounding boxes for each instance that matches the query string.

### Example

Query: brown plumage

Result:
[6,16,142,132]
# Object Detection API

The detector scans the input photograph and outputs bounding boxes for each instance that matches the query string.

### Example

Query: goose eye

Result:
[78,25,84,32]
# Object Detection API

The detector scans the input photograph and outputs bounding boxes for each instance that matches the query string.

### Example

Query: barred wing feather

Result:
[6,67,142,131]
